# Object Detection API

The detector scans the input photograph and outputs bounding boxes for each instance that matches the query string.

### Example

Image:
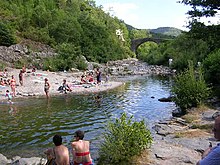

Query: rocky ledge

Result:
[146,107,220,165]
[0,154,47,165]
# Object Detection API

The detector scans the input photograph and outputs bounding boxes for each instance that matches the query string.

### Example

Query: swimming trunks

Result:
[74,151,92,165]
[75,151,90,156]
[73,161,93,165]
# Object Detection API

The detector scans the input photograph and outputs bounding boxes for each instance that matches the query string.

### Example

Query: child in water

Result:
[6,90,12,103]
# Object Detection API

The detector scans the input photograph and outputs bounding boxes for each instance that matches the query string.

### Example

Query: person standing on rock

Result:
[197,116,220,165]
[95,68,101,85]
[10,75,16,97]
[44,78,50,99]
[19,70,23,86]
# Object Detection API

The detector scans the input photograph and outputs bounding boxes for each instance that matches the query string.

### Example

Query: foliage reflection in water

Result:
[0,75,175,160]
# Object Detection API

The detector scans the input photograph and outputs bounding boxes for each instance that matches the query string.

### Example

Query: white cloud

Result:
[101,2,140,26]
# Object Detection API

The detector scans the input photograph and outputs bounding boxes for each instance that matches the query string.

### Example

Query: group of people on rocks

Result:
[1,66,103,101]
[0,69,19,102]
[45,130,93,165]
[1,66,27,102]
[80,68,102,85]
[56,68,103,96]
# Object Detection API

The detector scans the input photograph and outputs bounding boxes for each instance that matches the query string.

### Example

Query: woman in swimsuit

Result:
[71,130,93,165]
[44,78,50,99]
[10,75,16,97]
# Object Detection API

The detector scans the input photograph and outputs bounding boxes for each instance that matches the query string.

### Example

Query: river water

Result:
[0,75,175,160]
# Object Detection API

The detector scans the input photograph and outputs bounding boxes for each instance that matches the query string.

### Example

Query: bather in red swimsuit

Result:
[74,152,93,165]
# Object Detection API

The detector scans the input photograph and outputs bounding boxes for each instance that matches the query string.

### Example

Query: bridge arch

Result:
[131,38,165,55]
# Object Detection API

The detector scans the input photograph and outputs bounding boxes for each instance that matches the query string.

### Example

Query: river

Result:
[0,74,176,161]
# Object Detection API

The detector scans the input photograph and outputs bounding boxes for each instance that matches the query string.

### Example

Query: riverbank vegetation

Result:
[98,113,152,164]
[0,0,134,71]
[171,62,211,115]
[138,0,220,112]
[138,1,220,78]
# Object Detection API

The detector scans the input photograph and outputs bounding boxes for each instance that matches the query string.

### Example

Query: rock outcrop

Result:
[0,154,47,165]
[0,39,57,67]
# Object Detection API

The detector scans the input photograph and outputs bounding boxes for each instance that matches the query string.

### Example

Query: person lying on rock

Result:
[44,134,70,165]
[197,116,220,165]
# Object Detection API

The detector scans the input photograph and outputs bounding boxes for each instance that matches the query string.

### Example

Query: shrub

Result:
[76,58,88,70]
[98,113,152,165]
[0,22,16,46]
[171,61,211,114]
[203,49,220,85]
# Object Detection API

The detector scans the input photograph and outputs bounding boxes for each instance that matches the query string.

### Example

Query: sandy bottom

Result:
[0,68,124,102]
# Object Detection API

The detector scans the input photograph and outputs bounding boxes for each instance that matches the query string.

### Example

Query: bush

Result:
[203,49,220,85]
[171,61,211,114]
[98,113,152,165]
[76,58,88,70]
[0,22,16,46]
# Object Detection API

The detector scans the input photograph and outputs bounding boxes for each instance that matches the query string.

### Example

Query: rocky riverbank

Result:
[133,106,220,165]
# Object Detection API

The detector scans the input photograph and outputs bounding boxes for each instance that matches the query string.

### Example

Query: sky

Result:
[94,0,219,31]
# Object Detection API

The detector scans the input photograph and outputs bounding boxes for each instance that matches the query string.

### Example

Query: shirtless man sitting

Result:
[44,134,70,165]
[71,130,93,165]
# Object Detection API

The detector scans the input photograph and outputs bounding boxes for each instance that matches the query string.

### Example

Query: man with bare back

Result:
[44,134,70,165]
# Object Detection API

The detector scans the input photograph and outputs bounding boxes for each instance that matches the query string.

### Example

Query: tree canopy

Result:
[180,0,220,18]
[0,0,135,70]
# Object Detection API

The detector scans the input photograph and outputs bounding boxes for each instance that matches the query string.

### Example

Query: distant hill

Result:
[125,23,183,37]
[148,27,183,37]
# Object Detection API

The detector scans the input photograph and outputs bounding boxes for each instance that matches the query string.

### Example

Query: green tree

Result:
[203,49,220,85]
[180,0,220,18]
[129,29,150,40]
[172,61,211,114]
[0,0,134,70]
[0,22,16,46]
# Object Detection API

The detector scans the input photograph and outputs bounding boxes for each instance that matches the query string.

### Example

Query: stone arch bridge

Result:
[131,38,170,55]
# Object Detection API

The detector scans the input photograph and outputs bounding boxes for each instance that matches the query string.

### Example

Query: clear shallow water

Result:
[0,75,175,160]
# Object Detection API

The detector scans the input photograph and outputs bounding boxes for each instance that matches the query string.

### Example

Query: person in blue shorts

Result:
[197,116,220,165]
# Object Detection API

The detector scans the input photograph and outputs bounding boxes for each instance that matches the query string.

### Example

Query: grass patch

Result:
[131,150,153,165]
[174,129,211,138]
[183,105,211,124]
[191,123,213,131]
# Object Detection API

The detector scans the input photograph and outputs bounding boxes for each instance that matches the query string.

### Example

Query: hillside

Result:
[125,23,182,38]
[148,27,183,37]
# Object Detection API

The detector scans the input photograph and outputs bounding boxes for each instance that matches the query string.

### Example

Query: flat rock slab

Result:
[150,141,201,165]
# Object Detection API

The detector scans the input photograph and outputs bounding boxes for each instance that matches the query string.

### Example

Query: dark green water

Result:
[0,75,175,160]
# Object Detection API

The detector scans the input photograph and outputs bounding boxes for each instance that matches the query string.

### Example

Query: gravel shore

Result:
[0,68,124,102]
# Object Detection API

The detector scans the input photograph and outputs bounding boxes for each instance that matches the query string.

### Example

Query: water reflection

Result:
[0,75,175,159]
